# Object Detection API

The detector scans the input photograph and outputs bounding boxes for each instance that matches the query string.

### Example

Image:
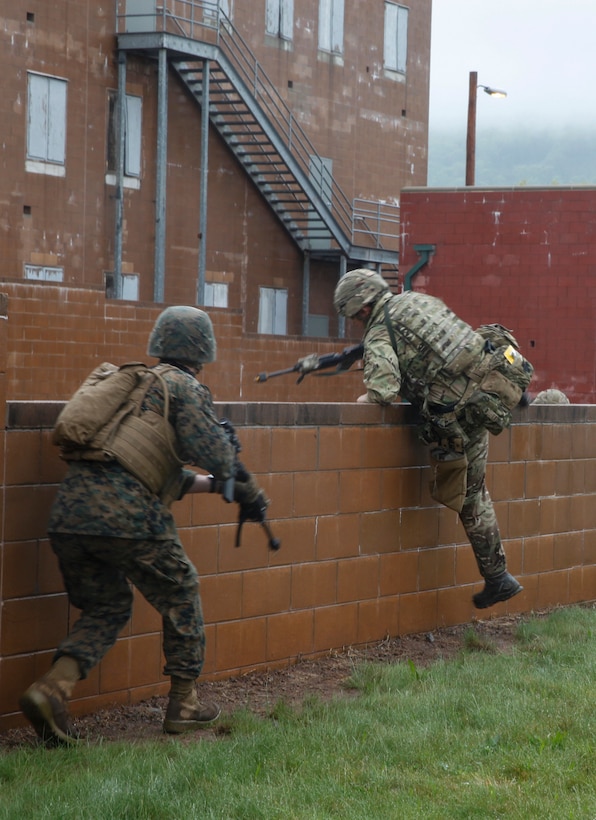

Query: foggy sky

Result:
[429,0,596,134]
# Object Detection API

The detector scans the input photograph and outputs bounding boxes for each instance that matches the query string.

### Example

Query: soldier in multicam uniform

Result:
[334,269,526,611]
[20,306,267,745]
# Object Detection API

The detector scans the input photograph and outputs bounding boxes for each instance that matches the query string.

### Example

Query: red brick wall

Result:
[1,398,595,731]
[1,281,363,404]
[399,186,596,403]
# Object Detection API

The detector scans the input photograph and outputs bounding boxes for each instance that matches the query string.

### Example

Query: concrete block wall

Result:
[0,282,364,405]
[1,399,595,731]
[399,186,596,403]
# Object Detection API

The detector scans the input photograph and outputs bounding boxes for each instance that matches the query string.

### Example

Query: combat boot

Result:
[19,655,80,746]
[163,676,221,734]
[473,571,523,609]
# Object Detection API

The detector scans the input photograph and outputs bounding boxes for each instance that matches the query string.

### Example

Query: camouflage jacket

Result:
[48,365,235,539]
[362,291,483,413]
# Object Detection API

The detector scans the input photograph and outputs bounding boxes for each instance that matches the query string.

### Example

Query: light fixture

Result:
[480,85,507,99]
[465,71,507,186]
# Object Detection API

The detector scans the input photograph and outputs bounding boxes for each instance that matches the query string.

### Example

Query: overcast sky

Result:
[429,0,596,134]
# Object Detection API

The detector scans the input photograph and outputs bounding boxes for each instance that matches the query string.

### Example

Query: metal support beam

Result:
[301,252,310,336]
[113,52,127,300]
[154,48,168,303]
[197,59,210,305]
[338,256,347,338]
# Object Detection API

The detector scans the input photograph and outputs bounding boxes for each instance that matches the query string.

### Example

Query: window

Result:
[27,73,67,172]
[258,287,288,335]
[384,2,408,73]
[204,0,233,26]
[204,282,229,308]
[104,272,139,300]
[106,91,142,179]
[318,0,344,54]
[307,314,329,337]
[24,264,64,282]
[266,0,294,40]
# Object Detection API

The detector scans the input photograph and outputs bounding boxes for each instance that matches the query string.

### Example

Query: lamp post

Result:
[465,70,507,186]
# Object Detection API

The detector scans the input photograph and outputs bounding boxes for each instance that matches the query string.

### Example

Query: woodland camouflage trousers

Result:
[49,534,205,680]
[458,426,507,580]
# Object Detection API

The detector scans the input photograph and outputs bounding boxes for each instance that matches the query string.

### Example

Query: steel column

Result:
[154,48,168,302]
[113,51,127,300]
[197,59,210,305]
[338,256,347,338]
[302,251,310,336]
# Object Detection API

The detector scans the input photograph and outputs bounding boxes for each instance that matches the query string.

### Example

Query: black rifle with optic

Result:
[255,343,364,384]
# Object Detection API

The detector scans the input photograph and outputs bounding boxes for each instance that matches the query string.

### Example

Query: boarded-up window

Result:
[204,282,229,308]
[384,2,408,73]
[27,73,67,164]
[204,0,233,26]
[266,0,294,40]
[318,0,344,54]
[258,287,288,335]
[107,91,142,177]
[24,265,64,282]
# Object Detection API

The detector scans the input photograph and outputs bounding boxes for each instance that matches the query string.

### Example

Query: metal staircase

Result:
[116,1,399,269]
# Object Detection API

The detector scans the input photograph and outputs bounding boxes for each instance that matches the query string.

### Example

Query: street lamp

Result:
[465,70,507,186]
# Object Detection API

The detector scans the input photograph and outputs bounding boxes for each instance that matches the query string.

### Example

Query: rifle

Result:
[255,343,364,385]
[219,419,280,552]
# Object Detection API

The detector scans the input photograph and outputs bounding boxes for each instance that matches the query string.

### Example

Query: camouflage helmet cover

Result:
[147,306,216,365]
[531,388,570,405]
[333,268,390,318]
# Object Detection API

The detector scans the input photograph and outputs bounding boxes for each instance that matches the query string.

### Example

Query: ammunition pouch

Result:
[463,343,534,435]
[418,411,468,452]
[429,448,468,513]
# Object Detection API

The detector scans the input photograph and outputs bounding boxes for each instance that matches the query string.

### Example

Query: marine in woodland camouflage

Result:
[48,365,235,679]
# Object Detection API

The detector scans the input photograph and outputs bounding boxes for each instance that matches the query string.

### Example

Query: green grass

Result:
[2,606,596,819]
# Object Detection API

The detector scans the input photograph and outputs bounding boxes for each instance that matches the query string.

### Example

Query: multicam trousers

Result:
[49,534,205,680]
[458,425,507,580]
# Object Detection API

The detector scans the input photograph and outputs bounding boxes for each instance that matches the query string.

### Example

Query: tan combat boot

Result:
[163,676,221,734]
[19,655,80,746]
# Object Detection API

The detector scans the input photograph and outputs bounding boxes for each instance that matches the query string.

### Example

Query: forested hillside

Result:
[428,127,596,187]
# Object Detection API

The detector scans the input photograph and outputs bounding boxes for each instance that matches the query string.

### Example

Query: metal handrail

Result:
[352,198,401,250]
[116,1,400,250]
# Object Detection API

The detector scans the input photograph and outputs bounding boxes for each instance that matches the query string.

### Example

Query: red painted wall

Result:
[399,186,596,403]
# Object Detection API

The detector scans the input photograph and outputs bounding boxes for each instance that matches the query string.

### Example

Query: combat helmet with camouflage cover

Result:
[333,268,390,318]
[148,306,216,366]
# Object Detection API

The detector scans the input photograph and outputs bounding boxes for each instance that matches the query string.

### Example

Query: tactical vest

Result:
[384,291,486,397]
[54,363,184,501]
[382,293,533,438]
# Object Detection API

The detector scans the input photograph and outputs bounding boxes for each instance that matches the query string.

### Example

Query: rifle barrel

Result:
[255,366,298,383]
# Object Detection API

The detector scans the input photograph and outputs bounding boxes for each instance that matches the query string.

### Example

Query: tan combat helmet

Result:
[333,268,390,318]
[148,306,216,366]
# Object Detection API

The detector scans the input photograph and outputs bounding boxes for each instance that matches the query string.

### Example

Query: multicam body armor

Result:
[362,290,532,441]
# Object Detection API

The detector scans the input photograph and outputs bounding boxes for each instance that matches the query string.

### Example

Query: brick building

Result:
[1,0,430,353]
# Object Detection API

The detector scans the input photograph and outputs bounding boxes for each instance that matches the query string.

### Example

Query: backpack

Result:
[464,324,534,435]
[52,362,153,453]
[475,323,534,402]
